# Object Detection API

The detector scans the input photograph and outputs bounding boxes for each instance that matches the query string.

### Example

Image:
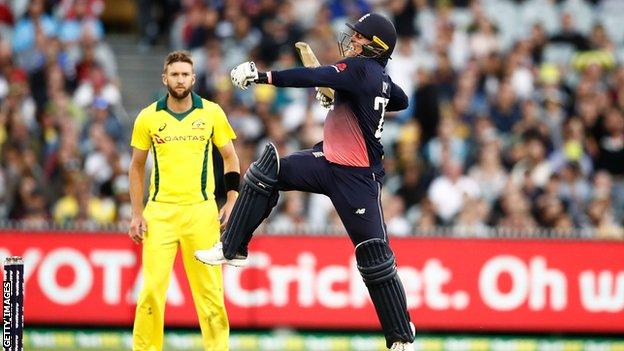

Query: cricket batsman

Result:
[128,51,241,350]
[195,13,415,350]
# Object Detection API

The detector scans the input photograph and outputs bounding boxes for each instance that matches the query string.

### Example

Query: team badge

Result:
[192,119,206,130]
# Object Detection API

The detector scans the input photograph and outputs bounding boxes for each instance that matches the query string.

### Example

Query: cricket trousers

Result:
[133,200,229,351]
[278,143,387,245]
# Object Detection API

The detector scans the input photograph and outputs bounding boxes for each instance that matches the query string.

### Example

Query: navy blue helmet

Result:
[340,13,397,60]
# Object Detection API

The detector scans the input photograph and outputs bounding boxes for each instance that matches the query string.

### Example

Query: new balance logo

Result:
[355,208,366,215]
[312,151,324,158]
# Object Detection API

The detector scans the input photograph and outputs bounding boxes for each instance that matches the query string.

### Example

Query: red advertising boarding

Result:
[1,231,623,333]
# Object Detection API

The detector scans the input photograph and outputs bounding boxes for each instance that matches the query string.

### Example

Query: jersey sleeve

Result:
[270,57,363,93]
[387,81,409,112]
[130,110,152,151]
[212,104,237,147]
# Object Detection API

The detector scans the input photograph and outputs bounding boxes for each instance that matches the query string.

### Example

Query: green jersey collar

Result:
[156,92,203,111]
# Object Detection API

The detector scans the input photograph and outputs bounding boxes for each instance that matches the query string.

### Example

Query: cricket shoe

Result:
[389,323,416,351]
[194,242,248,267]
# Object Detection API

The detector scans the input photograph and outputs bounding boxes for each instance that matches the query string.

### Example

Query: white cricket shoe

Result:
[389,322,416,351]
[390,341,414,351]
[194,242,248,267]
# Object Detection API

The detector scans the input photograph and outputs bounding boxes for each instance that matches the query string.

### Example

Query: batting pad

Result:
[222,143,279,259]
[355,238,415,348]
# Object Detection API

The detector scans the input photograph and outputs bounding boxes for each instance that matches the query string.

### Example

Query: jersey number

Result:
[374,96,389,139]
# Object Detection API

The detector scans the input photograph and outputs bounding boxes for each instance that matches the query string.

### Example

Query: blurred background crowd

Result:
[0,0,623,239]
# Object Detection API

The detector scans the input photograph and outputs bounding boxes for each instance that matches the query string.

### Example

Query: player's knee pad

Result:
[244,143,280,195]
[355,238,415,348]
[223,143,280,259]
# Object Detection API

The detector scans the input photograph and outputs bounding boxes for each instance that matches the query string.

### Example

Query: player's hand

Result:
[315,88,333,108]
[128,215,147,244]
[231,61,259,90]
[219,191,238,229]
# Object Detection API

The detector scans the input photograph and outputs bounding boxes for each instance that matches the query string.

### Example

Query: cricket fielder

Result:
[128,51,240,351]
[196,13,415,351]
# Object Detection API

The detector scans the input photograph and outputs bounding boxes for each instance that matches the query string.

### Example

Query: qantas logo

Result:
[153,134,165,144]
[152,134,207,144]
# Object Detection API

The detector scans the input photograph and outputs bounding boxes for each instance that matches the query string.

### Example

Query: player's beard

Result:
[167,84,192,100]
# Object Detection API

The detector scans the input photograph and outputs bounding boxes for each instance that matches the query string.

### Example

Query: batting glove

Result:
[231,61,259,90]
[315,88,333,108]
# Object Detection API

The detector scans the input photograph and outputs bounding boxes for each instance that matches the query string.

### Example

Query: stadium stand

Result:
[0,0,622,239]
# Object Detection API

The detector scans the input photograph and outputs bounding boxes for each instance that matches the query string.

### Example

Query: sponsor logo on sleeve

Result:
[331,63,348,73]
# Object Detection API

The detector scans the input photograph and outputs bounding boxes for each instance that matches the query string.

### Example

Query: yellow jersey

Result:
[130,92,236,204]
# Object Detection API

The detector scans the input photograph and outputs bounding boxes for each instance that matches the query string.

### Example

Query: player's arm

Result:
[269,65,356,91]
[129,147,149,244]
[230,60,359,93]
[217,141,241,228]
[128,110,152,244]
[386,82,408,112]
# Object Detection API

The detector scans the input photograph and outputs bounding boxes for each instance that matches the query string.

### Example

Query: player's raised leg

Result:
[133,202,179,351]
[195,143,280,266]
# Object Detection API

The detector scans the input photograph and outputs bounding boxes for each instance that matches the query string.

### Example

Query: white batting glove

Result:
[315,88,333,108]
[231,61,259,90]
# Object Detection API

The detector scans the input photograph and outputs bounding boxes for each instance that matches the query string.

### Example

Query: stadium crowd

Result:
[0,0,623,239]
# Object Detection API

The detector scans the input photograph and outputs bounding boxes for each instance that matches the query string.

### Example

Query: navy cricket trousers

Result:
[276,143,387,246]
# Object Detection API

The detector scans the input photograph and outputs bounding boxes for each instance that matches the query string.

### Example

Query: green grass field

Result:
[24,329,624,351]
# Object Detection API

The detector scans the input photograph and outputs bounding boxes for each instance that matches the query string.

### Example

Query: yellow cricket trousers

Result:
[133,200,229,351]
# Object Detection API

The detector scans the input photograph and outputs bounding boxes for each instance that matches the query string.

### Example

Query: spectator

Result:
[58,0,105,47]
[269,192,306,234]
[412,68,441,146]
[454,198,490,238]
[423,116,468,168]
[73,65,121,109]
[12,0,57,55]
[428,159,480,224]
[586,198,624,240]
[558,161,591,225]
[396,160,431,212]
[549,117,593,176]
[511,131,552,189]
[495,187,538,232]
[595,107,624,176]
[386,36,422,100]
[549,12,589,52]
[2,0,624,239]
[382,194,411,237]
[534,175,573,229]
[468,16,499,60]
[489,81,522,135]
[468,139,508,204]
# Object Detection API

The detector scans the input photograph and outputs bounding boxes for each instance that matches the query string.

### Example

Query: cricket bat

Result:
[294,41,335,100]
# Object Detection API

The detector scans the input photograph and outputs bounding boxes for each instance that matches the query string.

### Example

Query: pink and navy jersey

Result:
[270,57,408,170]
